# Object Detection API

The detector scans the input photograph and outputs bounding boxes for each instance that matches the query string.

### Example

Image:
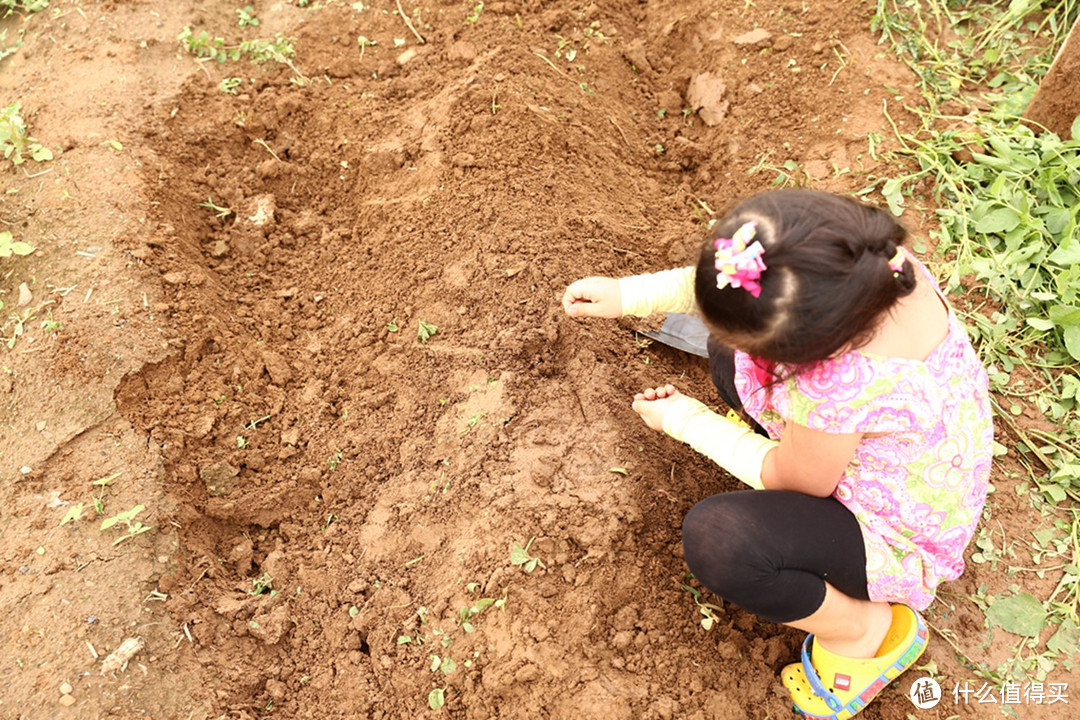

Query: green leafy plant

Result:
[1,1,49,19]
[869,0,1080,687]
[250,572,275,596]
[510,537,545,573]
[1,103,52,166]
[178,27,306,82]
[219,77,243,94]
[457,596,499,633]
[418,320,438,343]
[59,502,84,526]
[100,504,151,545]
[466,1,483,23]
[198,196,232,220]
[871,1,1080,506]
[0,230,34,258]
[237,5,260,27]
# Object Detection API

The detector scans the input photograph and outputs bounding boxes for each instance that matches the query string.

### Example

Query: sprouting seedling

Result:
[461,411,485,434]
[466,1,483,22]
[244,415,271,431]
[198,196,231,219]
[418,320,438,343]
[457,597,497,633]
[249,572,275,596]
[430,654,456,675]
[100,505,151,546]
[357,36,376,60]
[682,576,724,630]
[39,310,62,332]
[510,536,545,573]
[0,230,34,258]
[59,503,85,526]
[219,77,242,94]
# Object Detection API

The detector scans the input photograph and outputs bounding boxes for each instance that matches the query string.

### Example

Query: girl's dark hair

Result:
[695,189,916,365]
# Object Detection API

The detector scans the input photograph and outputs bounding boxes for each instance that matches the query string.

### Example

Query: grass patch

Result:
[871,0,1080,686]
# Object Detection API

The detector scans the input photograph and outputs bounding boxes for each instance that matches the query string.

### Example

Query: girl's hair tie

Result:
[887,248,906,277]
[714,220,766,298]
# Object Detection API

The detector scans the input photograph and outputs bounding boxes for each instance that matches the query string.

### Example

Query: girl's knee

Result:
[682,497,740,583]
[682,494,773,596]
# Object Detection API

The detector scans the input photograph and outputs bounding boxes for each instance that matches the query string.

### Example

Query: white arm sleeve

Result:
[661,395,778,490]
[618,266,697,318]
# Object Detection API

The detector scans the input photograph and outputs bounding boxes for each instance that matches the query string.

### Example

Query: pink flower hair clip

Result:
[714,220,766,298]
[888,248,906,277]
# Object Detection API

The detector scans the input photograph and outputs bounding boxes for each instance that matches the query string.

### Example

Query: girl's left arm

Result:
[761,421,862,497]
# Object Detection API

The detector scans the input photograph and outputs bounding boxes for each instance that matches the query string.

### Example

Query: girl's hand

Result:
[562,277,621,318]
[631,384,684,432]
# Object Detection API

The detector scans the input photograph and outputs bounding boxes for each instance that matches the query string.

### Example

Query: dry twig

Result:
[395,0,426,44]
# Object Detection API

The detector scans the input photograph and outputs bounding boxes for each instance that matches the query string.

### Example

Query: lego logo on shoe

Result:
[909,677,941,709]
[833,674,851,692]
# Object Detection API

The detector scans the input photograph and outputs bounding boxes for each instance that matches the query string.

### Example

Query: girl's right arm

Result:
[562,267,697,319]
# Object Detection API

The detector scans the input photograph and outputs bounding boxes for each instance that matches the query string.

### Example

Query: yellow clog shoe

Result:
[781,604,928,719]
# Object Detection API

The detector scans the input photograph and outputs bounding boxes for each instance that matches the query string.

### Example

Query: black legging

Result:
[683,340,870,624]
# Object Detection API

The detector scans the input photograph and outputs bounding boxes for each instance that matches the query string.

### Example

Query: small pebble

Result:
[86,615,98,624]
[59,682,73,695]
[59,695,75,707]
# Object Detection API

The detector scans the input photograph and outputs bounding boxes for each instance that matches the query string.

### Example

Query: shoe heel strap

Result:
[800,635,845,714]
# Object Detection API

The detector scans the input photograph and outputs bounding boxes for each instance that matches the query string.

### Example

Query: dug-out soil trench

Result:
[115,0,923,716]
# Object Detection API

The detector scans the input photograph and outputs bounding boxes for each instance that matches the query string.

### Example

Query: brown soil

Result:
[2,1,1076,719]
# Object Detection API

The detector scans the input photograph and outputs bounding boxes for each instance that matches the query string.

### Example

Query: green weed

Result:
[1,103,53,166]
[1,27,24,62]
[747,152,804,187]
[871,0,1080,686]
[871,1,1080,505]
[178,27,306,82]
[237,5,260,28]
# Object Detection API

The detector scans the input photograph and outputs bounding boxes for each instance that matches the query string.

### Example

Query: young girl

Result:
[562,189,992,719]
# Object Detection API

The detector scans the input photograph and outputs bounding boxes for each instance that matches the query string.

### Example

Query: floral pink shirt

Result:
[734,269,993,610]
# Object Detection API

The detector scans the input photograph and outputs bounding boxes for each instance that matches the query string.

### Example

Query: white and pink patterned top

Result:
[734,260,993,610]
